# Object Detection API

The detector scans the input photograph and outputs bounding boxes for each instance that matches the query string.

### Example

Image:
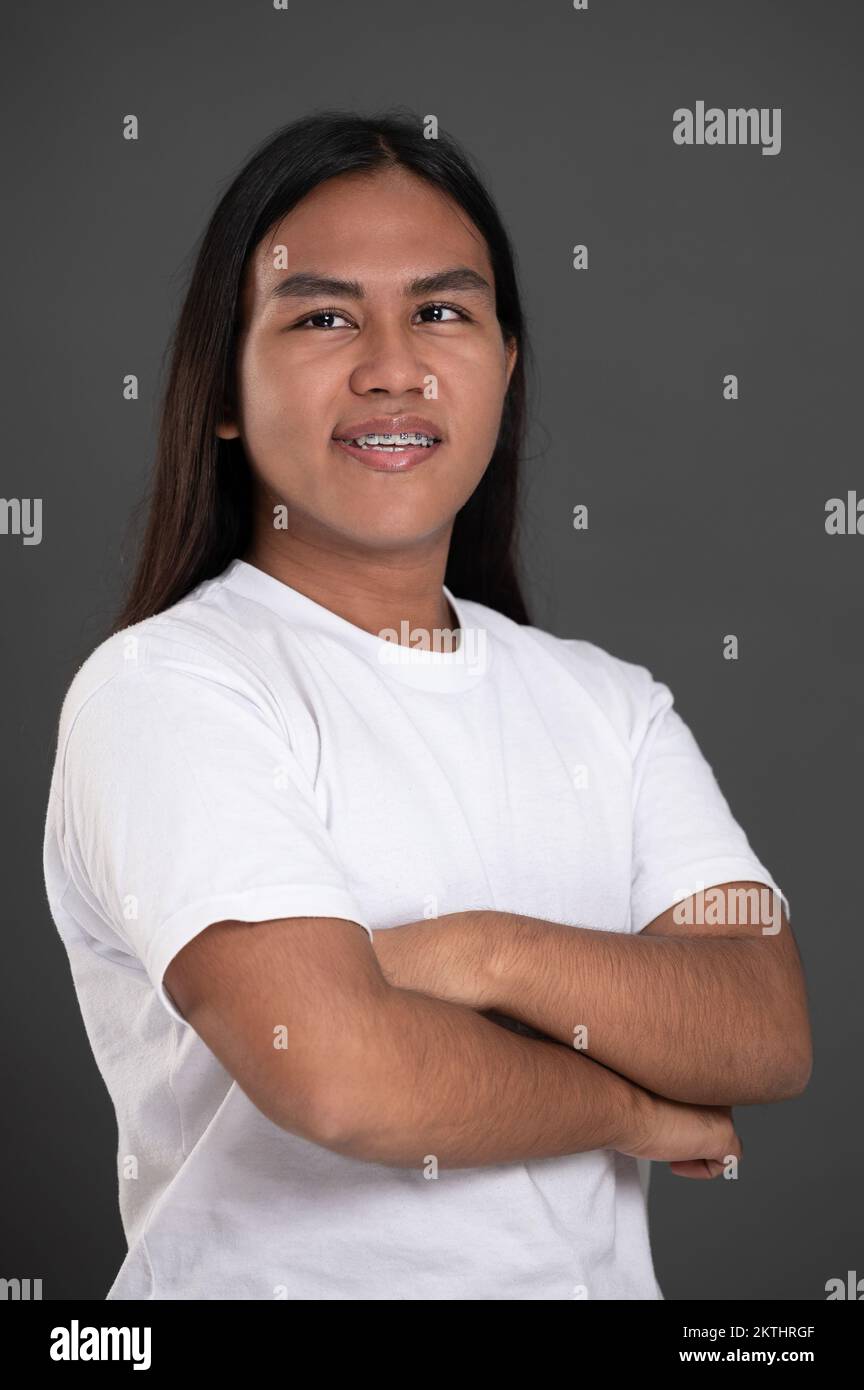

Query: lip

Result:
[331,414,444,473]
[333,414,444,442]
[332,437,442,472]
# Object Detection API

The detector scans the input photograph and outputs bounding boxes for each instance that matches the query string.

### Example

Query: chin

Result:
[332,513,447,549]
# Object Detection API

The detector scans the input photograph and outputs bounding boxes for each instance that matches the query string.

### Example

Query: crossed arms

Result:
[371,882,813,1106]
[166,880,812,1174]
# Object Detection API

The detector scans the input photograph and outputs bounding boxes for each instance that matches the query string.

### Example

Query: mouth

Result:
[332,430,443,472]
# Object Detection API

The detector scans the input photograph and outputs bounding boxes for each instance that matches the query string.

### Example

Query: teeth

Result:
[349,431,437,448]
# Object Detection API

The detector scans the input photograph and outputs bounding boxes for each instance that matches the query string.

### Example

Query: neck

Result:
[242,526,458,648]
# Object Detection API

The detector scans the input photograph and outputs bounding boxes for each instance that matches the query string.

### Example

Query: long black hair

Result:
[113,108,533,631]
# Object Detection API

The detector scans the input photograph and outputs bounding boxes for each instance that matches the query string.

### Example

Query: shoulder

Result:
[459,597,674,755]
[54,574,284,748]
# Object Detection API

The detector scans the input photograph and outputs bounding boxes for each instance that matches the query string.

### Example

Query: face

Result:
[217,166,517,553]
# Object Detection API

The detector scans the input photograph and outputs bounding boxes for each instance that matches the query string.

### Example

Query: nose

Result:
[348,317,429,397]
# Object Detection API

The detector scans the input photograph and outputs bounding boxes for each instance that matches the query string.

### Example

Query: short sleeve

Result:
[630,680,790,933]
[59,656,373,1026]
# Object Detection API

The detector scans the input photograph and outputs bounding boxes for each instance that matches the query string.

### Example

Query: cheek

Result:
[453,354,508,442]
[245,340,291,409]
[242,344,324,446]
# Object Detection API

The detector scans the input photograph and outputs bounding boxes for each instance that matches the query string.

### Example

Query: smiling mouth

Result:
[331,431,444,472]
[334,430,442,451]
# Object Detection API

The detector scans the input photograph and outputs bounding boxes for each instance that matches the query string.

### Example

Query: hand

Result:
[371,913,496,1011]
[617,1087,743,1180]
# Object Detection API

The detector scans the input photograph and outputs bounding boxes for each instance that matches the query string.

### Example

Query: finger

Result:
[668,1159,719,1179]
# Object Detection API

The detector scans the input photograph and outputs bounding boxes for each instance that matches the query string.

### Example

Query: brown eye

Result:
[416,302,469,323]
[296,308,354,329]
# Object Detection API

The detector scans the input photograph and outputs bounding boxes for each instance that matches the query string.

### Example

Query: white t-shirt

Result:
[42,558,788,1301]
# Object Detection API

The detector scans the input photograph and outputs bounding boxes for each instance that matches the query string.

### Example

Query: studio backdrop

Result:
[2,0,860,1306]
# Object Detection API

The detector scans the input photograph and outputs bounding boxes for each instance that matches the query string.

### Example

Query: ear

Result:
[215,392,240,440]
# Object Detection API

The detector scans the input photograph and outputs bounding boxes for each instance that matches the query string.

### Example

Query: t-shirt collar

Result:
[219,559,491,693]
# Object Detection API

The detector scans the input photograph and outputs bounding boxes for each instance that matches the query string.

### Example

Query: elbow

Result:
[778,1039,813,1101]
[305,1086,396,1163]
[270,1076,369,1155]
[293,1015,392,1157]
[750,987,813,1103]
[759,1030,813,1103]
[303,1081,368,1153]
[779,1006,814,1099]
[710,1032,813,1107]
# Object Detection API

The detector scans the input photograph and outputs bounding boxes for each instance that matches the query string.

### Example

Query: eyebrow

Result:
[267,266,494,306]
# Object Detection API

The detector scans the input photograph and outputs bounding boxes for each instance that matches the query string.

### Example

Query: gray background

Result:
[3,0,861,1300]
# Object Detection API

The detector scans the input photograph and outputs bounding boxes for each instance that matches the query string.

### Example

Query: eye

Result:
[292,300,471,331]
[295,307,355,330]
[416,302,470,324]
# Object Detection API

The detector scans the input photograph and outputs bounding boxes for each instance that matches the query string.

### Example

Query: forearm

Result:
[482,913,801,1106]
[323,982,645,1169]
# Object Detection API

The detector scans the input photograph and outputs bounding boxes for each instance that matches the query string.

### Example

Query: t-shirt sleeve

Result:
[59,654,373,1026]
[629,676,790,933]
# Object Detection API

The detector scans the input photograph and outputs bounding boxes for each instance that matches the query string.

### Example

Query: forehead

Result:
[244,167,493,308]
